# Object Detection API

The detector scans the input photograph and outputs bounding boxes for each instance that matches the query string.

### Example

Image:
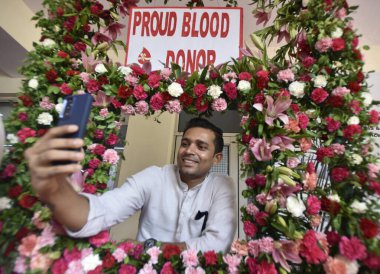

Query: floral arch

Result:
[0,0,379,273]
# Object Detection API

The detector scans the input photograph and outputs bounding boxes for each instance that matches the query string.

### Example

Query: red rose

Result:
[369,110,379,124]
[179,93,193,107]
[89,158,101,169]
[90,3,103,15]
[360,218,379,239]
[332,38,346,51]
[321,197,341,215]
[326,231,340,246]
[326,95,344,108]
[331,167,350,182]
[223,82,237,100]
[18,194,38,209]
[162,244,181,260]
[297,112,309,129]
[290,103,300,113]
[243,221,257,237]
[194,83,207,97]
[60,83,73,95]
[316,147,334,162]
[239,72,252,81]
[86,79,100,93]
[89,230,110,247]
[150,93,165,111]
[195,97,209,113]
[300,230,328,264]
[161,262,176,274]
[118,86,133,99]
[348,81,361,93]
[45,69,58,83]
[325,117,341,132]
[343,124,362,141]
[74,41,86,52]
[306,195,321,215]
[133,85,148,100]
[370,181,380,195]
[7,184,22,198]
[17,127,36,143]
[349,100,361,114]
[2,164,17,179]
[310,88,329,104]
[255,211,269,226]
[83,183,97,194]
[93,144,106,155]
[204,250,218,266]
[18,95,33,107]
[148,73,161,89]
[51,258,68,274]
[256,70,269,90]
[131,65,145,76]
[302,56,316,68]
[106,133,118,146]
[254,93,265,104]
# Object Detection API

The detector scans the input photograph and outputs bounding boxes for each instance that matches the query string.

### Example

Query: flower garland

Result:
[0,0,379,273]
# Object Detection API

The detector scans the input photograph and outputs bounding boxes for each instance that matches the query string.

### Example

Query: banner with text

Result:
[125,7,243,73]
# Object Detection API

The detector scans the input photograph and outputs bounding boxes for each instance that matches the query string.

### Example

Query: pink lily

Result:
[91,30,112,45]
[254,96,291,126]
[81,52,99,72]
[119,0,140,16]
[92,90,114,107]
[105,22,125,40]
[250,138,279,161]
[270,135,295,151]
[277,25,291,43]
[272,240,302,272]
[253,8,272,26]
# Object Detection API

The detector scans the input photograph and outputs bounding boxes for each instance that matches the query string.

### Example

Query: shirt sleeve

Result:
[185,175,237,253]
[65,166,158,238]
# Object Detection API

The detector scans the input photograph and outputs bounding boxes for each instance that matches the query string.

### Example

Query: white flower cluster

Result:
[168,82,184,97]
[237,80,251,92]
[361,92,373,107]
[37,112,54,126]
[286,195,306,217]
[347,116,360,125]
[28,78,39,90]
[41,38,56,47]
[349,153,363,165]
[0,197,12,211]
[7,133,18,144]
[118,66,133,76]
[351,200,368,213]
[207,85,222,99]
[313,75,327,88]
[95,63,108,74]
[81,254,102,272]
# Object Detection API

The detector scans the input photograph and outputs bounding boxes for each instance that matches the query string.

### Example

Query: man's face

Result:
[177,127,222,186]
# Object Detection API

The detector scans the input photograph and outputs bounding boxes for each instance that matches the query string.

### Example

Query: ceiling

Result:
[1,0,379,78]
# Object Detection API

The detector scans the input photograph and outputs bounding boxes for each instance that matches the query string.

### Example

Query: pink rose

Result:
[150,93,165,111]
[339,236,367,261]
[307,195,321,215]
[315,37,332,52]
[102,149,119,164]
[277,68,295,83]
[133,84,148,100]
[89,230,110,247]
[135,100,149,115]
[165,100,182,114]
[211,98,227,112]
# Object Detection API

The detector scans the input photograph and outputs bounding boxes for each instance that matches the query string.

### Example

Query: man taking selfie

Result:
[25,118,237,252]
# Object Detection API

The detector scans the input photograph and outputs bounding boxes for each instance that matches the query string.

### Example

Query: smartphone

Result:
[54,93,93,165]
[57,93,93,138]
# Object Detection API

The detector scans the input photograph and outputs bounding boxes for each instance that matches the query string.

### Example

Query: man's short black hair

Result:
[183,118,224,154]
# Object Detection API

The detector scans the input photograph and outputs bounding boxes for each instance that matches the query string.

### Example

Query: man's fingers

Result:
[31,164,82,180]
[36,149,85,165]
[43,125,79,140]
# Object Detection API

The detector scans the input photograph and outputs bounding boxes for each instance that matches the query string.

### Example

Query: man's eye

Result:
[199,146,207,150]
[181,142,188,147]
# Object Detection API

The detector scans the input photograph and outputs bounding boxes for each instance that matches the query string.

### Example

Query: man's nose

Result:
[184,143,196,154]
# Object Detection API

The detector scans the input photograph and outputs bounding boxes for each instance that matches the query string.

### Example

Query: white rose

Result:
[316,117,321,124]
[168,82,184,97]
[6,133,18,144]
[313,75,327,88]
[347,116,360,125]
[289,81,305,98]
[302,0,309,7]
[286,195,306,217]
[331,28,343,38]
[81,254,102,272]
[28,78,39,89]
[95,63,108,74]
[327,194,341,203]
[118,66,133,76]
[351,200,367,213]
[361,92,373,107]
[335,255,359,274]
[41,38,56,47]
[207,84,223,99]
[37,112,54,126]
[350,153,363,165]
[55,103,63,114]
[237,80,251,92]
[0,197,12,211]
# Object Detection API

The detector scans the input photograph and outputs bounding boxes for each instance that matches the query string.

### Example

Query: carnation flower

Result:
[237,80,251,92]
[41,38,56,47]
[311,88,329,104]
[313,75,327,87]
[28,78,39,89]
[331,167,350,182]
[361,92,373,106]
[211,98,227,111]
[289,81,305,98]
[331,28,343,38]
[121,104,135,115]
[102,149,119,164]
[160,67,171,79]
[181,249,199,267]
[349,153,363,165]
[37,112,54,125]
[147,246,161,264]
[347,116,360,125]
[135,100,149,115]
[359,218,379,239]
[6,133,18,144]
[0,197,12,211]
[207,84,223,99]
[286,195,306,217]
[315,37,332,52]
[81,253,102,272]
[339,236,367,261]
[165,100,182,113]
[95,63,107,74]
[277,68,295,82]
[168,82,184,97]
[307,195,321,215]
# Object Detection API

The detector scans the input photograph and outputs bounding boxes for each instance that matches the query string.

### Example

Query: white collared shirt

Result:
[67,164,237,252]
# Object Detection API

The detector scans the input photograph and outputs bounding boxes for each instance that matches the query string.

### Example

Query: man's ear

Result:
[213,152,223,165]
